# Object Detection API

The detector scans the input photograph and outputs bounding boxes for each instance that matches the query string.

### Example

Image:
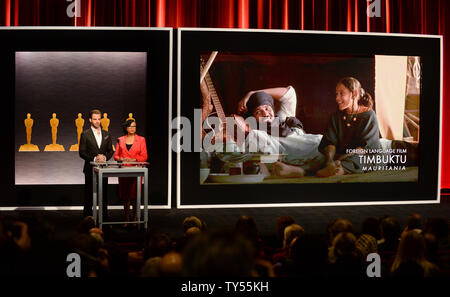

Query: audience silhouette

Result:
[1,211,448,277]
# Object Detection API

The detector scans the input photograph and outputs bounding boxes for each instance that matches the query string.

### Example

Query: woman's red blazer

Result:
[114,134,148,162]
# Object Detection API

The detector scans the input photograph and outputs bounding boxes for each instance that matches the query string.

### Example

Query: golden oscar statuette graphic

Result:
[101,113,115,151]
[101,113,110,131]
[19,113,40,152]
[127,113,135,121]
[44,113,65,151]
[70,113,85,151]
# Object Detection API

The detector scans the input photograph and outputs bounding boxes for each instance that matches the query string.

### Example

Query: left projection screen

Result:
[14,52,147,185]
[0,28,172,207]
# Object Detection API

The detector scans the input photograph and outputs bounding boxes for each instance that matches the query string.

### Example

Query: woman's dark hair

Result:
[361,217,380,239]
[338,77,374,109]
[122,119,136,134]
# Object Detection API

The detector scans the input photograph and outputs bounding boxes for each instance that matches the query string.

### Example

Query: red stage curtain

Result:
[1,0,449,188]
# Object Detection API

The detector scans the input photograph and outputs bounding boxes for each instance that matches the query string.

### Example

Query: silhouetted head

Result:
[160,251,183,277]
[361,217,380,239]
[328,218,354,244]
[182,230,255,277]
[276,215,295,243]
[332,232,359,260]
[235,215,259,243]
[146,232,172,259]
[182,216,204,233]
[407,213,423,231]
[380,216,401,242]
[89,109,102,129]
[283,224,305,249]
[184,227,201,240]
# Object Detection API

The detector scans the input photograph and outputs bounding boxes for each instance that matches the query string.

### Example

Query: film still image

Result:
[199,52,420,185]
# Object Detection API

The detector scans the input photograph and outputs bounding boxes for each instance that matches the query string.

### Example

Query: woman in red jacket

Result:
[114,119,148,226]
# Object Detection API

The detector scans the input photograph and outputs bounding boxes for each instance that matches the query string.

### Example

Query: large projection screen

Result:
[177,28,442,208]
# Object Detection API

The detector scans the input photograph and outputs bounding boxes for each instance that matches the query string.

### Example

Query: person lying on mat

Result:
[237,86,324,178]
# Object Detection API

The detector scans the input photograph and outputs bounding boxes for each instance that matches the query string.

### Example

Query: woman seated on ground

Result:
[114,119,148,227]
[262,77,382,178]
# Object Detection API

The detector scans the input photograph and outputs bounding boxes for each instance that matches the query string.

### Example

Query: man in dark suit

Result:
[79,109,114,219]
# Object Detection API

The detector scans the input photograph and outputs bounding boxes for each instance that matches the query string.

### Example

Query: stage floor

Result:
[2,196,449,244]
